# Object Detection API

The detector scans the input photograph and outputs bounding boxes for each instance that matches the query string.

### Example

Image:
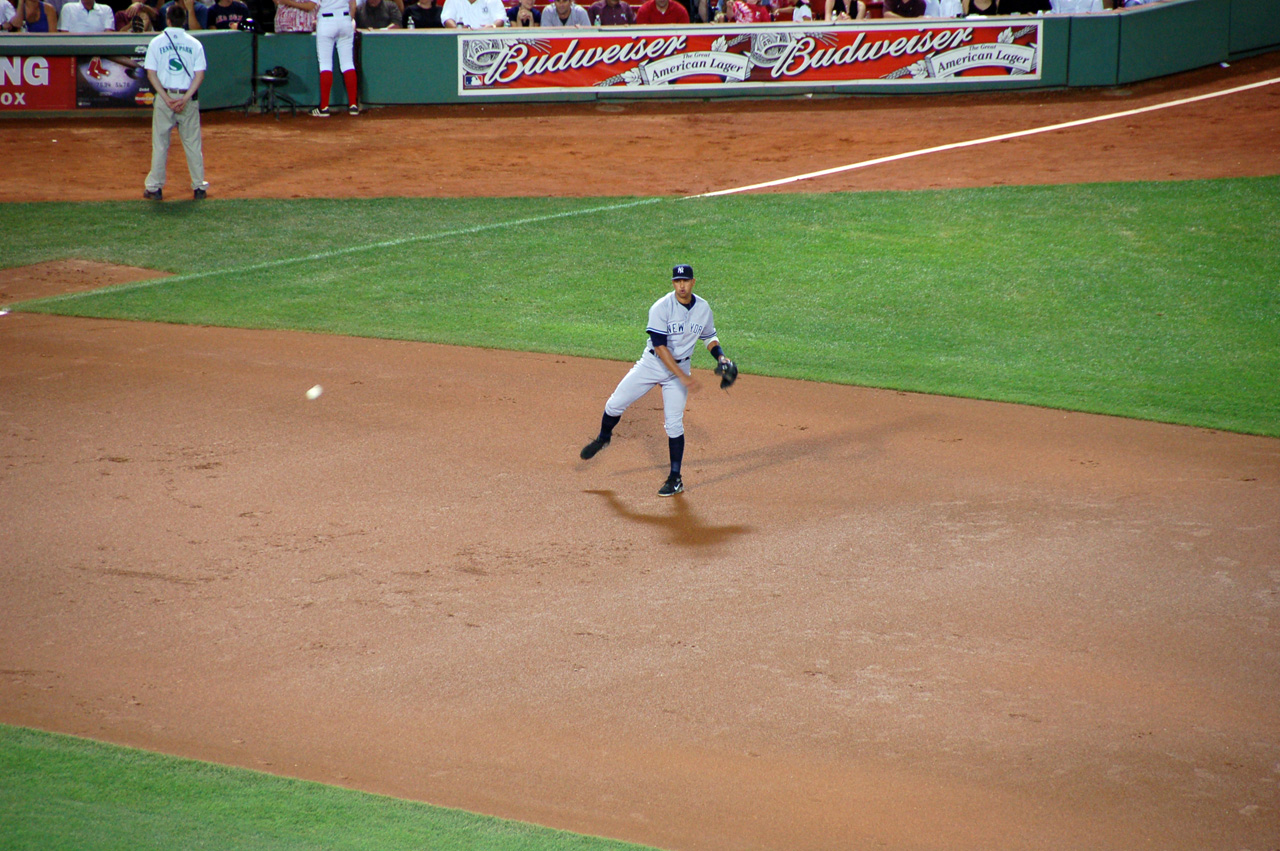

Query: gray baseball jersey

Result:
[645,292,717,362]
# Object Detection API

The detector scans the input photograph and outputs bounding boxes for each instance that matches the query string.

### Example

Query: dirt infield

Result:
[2,52,1279,851]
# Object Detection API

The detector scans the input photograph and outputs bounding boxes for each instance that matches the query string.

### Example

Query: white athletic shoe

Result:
[310,107,329,118]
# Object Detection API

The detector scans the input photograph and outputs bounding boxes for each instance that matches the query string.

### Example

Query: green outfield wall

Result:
[0,0,1275,113]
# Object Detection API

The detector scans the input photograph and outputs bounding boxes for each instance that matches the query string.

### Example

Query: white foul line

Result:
[29,196,663,306]
[689,75,1280,198]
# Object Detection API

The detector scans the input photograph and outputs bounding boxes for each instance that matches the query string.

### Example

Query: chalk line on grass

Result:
[24,74,1280,306]
[30,197,663,306]
[689,75,1280,198]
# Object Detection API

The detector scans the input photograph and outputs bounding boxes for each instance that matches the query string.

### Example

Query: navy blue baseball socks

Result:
[581,413,621,459]
[660,435,684,497]
[658,473,684,497]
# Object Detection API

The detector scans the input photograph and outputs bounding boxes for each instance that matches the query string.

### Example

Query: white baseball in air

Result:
[306,384,323,400]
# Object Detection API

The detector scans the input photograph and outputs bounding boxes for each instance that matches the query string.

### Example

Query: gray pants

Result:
[145,94,205,192]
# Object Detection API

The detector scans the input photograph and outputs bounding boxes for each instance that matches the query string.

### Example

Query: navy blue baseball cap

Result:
[672,264,694,280]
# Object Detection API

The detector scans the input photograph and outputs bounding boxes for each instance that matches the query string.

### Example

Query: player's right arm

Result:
[654,344,696,389]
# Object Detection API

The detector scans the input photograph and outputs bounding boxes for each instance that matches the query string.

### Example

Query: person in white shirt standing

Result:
[58,0,114,30]
[312,0,360,116]
[440,0,504,29]
[143,3,208,201]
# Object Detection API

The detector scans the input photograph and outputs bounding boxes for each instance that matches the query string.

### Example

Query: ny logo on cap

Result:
[672,264,694,280]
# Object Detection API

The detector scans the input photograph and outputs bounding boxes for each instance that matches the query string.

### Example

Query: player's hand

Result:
[681,373,701,394]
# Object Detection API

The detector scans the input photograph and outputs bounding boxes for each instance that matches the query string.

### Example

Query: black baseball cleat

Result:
[143,188,162,201]
[193,187,206,201]
[580,437,609,460]
[657,473,683,497]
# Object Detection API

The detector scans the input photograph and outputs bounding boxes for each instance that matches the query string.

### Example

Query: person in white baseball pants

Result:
[312,0,359,116]
[580,264,734,498]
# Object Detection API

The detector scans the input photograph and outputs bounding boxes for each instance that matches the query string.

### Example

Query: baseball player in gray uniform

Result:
[580,264,736,497]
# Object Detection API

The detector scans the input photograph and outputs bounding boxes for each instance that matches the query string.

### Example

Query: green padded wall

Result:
[1229,0,1280,56]
[1118,0,1230,84]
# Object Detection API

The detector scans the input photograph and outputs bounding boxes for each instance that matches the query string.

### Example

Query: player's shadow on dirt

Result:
[584,489,751,549]
[692,414,931,490]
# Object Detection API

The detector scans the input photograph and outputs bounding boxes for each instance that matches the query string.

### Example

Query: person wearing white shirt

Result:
[791,0,812,20]
[0,0,16,29]
[540,0,588,25]
[58,0,115,31]
[923,0,961,15]
[142,3,208,201]
[441,0,504,28]
[1049,0,1102,11]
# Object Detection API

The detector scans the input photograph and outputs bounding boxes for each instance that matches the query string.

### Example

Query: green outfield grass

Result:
[6,176,1279,436]
[1,175,1277,848]
[0,725,659,851]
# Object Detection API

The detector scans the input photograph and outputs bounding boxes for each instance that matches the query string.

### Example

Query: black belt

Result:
[647,348,690,363]
[165,88,188,94]
[320,11,349,15]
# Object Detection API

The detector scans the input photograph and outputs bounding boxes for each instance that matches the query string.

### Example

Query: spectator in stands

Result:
[588,0,634,24]
[634,0,687,24]
[118,5,154,27]
[881,0,923,15]
[274,0,317,30]
[242,0,274,29]
[824,0,863,19]
[115,1,159,30]
[402,0,440,26]
[790,0,812,21]
[441,0,504,27]
[963,0,999,14]
[541,0,588,25]
[676,0,714,22]
[159,0,207,27]
[727,0,769,21]
[0,0,16,28]
[923,0,960,15]
[1049,0,1101,10]
[3,0,57,30]
[507,0,536,25]
[58,0,115,30]
[356,0,400,26]
[205,0,249,26]
[999,0,1049,11]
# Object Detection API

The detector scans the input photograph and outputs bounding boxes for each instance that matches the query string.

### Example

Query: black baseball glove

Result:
[714,358,738,390]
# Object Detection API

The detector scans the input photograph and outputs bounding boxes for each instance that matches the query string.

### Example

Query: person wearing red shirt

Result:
[634,0,688,24]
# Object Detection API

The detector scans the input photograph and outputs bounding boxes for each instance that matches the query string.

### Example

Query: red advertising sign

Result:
[0,56,77,111]
[459,21,1041,96]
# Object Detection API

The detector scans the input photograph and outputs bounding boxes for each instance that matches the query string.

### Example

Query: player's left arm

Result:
[706,337,739,388]
[705,337,730,366]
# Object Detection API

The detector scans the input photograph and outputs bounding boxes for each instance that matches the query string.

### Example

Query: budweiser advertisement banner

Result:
[459,20,1041,96]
